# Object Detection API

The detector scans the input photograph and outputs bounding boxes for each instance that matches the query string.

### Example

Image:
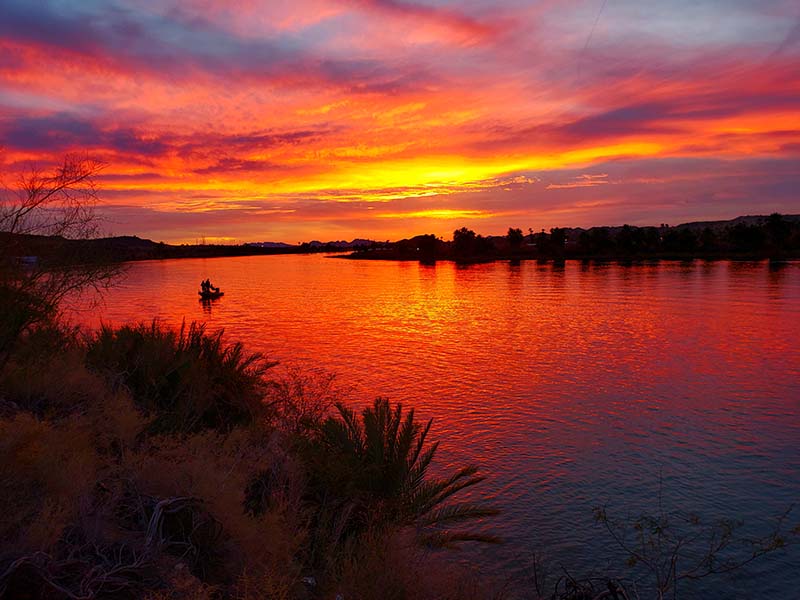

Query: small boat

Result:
[198,290,224,300]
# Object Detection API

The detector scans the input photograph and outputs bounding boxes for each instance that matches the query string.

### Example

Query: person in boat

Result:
[200,279,220,295]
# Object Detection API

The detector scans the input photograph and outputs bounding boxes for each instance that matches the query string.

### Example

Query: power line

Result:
[583,0,609,55]
[578,0,609,85]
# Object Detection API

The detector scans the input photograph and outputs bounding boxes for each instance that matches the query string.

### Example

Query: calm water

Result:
[76,256,800,598]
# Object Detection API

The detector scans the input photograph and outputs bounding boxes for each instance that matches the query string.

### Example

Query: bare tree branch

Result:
[1,152,124,364]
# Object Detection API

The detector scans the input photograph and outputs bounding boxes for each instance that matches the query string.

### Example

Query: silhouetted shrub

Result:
[304,398,499,556]
[0,285,57,367]
[453,227,477,258]
[507,227,524,252]
[86,321,276,434]
[726,222,766,253]
[267,367,341,435]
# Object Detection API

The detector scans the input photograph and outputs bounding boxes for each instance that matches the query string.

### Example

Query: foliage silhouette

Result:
[507,227,524,252]
[0,153,123,366]
[311,398,500,549]
[86,320,275,434]
[452,227,478,258]
[593,499,799,600]
[352,214,800,262]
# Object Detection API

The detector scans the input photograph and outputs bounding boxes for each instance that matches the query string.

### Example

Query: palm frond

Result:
[420,503,501,527]
[404,442,438,494]
[395,408,417,468]
[408,417,433,470]
[418,531,503,549]
[410,466,484,516]
[312,397,499,549]
[323,406,363,457]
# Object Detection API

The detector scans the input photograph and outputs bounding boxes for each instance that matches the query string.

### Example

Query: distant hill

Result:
[672,214,800,231]
[245,241,296,249]
[306,239,373,249]
[245,239,375,250]
[563,214,800,236]
[0,233,377,263]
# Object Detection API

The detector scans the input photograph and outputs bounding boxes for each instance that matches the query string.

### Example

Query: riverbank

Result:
[337,250,800,263]
[0,316,502,599]
[340,213,800,264]
[0,232,356,264]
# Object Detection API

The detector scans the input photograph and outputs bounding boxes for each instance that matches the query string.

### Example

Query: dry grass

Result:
[0,413,96,553]
[1,347,109,418]
[128,427,307,586]
[331,530,504,600]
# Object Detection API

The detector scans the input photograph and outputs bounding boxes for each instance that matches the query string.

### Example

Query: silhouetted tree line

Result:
[352,214,800,262]
[574,213,799,258]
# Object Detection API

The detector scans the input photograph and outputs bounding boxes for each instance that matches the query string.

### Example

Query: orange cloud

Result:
[1,0,798,242]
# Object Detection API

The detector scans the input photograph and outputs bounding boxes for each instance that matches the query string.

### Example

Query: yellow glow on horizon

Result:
[377,209,493,219]
[90,140,671,216]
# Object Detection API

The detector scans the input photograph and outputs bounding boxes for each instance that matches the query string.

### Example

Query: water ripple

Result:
[73,257,800,598]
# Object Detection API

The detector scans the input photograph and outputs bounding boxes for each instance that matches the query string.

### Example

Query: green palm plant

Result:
[318,397,500,548]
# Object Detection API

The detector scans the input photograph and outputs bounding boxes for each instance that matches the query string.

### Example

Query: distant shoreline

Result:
[0,232,353,265]
[4,212,797,266]
[339,213,800,264]
[335,252,799,264]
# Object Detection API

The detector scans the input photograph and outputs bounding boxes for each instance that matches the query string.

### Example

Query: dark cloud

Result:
[768,18,800,58]
[192,158,285,175]
[0,112,169,154]
[779,142,800,154]
[96,172,166,182]
[0,46,25,71]
[349,0,504,43]
[0,110,334,160]
[0,0,433,92]
[557,86,800,142]
[466,81,800,152]
[0,1,103,55]
[2,113,97,150]
[555,103,684,140]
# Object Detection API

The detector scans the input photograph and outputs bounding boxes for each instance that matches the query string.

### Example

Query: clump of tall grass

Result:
[86,320,276,434]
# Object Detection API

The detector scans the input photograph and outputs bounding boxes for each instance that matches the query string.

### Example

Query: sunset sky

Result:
[1,0,798,243]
